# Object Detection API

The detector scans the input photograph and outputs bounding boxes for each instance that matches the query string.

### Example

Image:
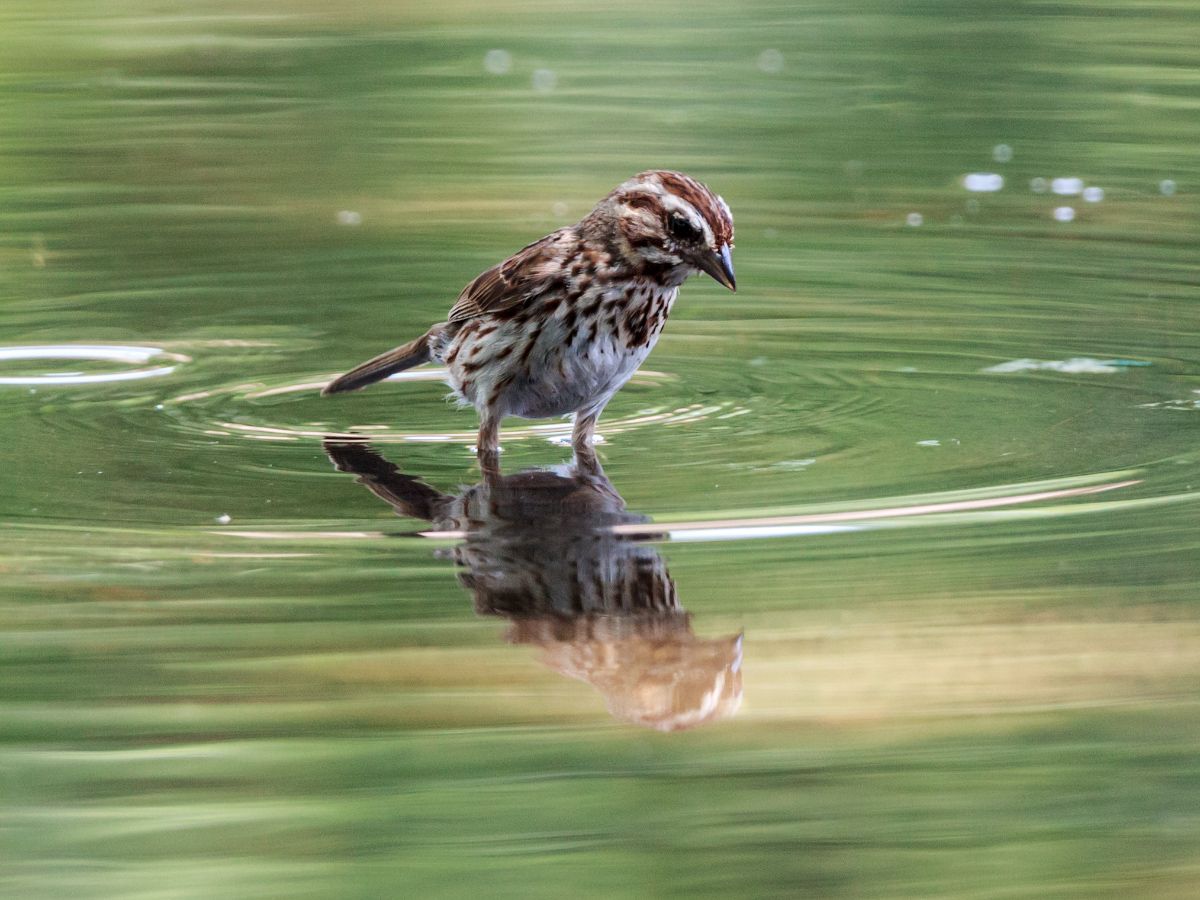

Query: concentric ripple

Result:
[210,470,1180,547]
[163,367,747,446]
[0,345,190,386]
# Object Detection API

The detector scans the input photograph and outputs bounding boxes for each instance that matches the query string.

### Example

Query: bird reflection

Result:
[323,440,743,731]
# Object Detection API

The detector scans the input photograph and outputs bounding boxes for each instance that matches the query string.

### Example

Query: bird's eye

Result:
[667,213,701,242]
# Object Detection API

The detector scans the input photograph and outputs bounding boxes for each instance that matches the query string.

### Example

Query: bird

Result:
[322,170,735,463]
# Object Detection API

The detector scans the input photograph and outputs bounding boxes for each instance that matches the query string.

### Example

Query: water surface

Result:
[3,2,1199,896]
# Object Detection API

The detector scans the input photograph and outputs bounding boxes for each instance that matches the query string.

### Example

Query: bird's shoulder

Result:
[447,228,579,323]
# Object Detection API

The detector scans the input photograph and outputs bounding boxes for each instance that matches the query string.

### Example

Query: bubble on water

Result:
[215,514,231,525]
[551,201,569,218]
[917,440,941,447]
[1051,177,1083,195]
[335,210,362,226]
[906,212,923,227]
[1159,179,1177,196]
[483,49,512,75]
[992,143,1013,163]
[155,403,164,410]
[1082,186,1104,203]
[757,49,784,73]
[963,172,1003,192]
[531,68,557,93]
[1053,206,1076,222]
[1030,177,1048,193]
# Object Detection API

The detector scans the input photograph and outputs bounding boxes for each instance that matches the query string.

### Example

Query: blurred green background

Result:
[2,1,1199,897]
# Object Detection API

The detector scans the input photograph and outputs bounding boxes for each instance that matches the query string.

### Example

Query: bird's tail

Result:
[322,326,440,396]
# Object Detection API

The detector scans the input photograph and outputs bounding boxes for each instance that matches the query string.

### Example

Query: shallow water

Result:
[3,2,1200,897]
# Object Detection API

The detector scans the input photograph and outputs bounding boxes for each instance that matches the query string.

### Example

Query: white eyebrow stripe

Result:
[661,194,714,245]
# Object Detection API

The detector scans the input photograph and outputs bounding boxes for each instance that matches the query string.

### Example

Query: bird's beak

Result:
[697,243,736,291]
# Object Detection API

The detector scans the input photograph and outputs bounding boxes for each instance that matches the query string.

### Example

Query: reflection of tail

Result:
[321,326,441,395]
[323,439,447,521]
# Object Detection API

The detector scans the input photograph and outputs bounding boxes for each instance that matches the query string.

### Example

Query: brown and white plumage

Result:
[323,170,736,462]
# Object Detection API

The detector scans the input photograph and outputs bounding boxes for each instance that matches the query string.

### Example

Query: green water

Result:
[3,1,1200,896]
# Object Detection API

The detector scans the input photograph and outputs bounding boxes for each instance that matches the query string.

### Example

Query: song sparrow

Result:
[322,170,735,460]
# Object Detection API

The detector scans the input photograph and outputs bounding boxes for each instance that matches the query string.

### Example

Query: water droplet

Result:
[992,143,1013,163]
[154,403,164,410]
[1082,186,1104,203]
[1051,177,1084,195]
[963,172,1003,192]
[1053,206,1076,222]
[757,49,784,74]
[336,210,362,226]
[215,514,231,525]
[1159,179,1177,196]
[531,69,557,93]
[906,212,923,227]
[1030,177,1048,193]
[483,49,512,75]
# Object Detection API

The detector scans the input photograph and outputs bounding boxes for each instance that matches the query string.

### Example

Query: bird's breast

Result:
[444,280,678,420]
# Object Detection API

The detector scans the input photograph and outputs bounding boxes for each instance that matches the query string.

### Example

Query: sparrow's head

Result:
[599,170,736,290]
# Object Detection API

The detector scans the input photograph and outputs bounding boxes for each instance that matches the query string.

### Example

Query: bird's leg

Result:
[476,415,502,480]
[573,445,608,482]
[571,406,604,470]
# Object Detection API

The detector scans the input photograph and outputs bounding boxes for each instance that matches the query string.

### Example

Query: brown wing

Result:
[447,229,575,323]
